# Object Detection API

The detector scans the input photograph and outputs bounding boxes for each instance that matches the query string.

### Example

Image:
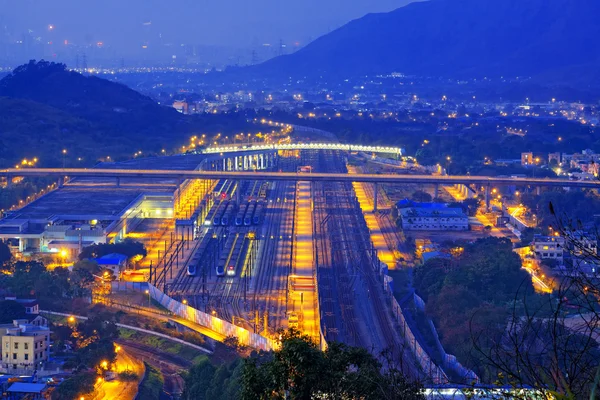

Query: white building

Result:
[399,207,469,231]
[532,234,565,262]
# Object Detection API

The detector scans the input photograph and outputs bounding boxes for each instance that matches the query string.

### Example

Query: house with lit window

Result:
[532,234,565,262]
[93,253,128,277]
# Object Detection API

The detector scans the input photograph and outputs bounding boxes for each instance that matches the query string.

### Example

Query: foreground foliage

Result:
[137,362,164,400]
[414,237,536,380]
[241,330,423,400]
[181,330,422,400]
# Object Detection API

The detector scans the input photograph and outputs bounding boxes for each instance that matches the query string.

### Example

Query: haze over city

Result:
[0,0,414,66]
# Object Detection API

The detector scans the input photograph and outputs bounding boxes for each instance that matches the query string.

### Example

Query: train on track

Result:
[253,201,265,225]
[187,231,214,276]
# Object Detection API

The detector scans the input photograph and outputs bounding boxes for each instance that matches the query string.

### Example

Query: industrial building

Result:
[0,155,208,260]
[399,204,469,231]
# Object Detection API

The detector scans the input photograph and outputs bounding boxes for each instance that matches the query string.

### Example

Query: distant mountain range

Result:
[252,0,600,85]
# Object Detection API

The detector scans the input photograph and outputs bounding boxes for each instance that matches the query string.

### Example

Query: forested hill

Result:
[250,0,600,86]
[0,61,254,168]
[0,60,183,132]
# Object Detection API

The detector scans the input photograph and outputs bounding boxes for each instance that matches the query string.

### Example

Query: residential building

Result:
[3,297,39,315]
[532,234,565,262]
[521,152,533,166]
[93,253,128,276]
[548,152,561,165]
[569,231,598,257]
[0,320,51,373]
[172,100,189,114]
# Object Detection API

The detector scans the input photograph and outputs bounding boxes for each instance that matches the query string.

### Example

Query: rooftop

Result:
[95,253,128,265]
[97,154,206,171]
[400,207,467,218]
[2,187,148,221]
[0,319,50,335]
[0,155,206,226]
[7,382,48,394]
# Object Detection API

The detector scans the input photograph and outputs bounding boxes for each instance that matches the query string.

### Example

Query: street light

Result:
[145,289,151,307]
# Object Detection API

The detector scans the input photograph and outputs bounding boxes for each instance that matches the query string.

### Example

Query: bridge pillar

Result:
[6,174,12,188]
[485,184,491,211]
[434,184,439,200]
[536,186,541,196]
[373,183,378,213]
[58,176,64,188]
[234,156,238,171]
[259,154,264,170]
[116,177,120,188]
[243,155,248,170]
[222,158,226,171]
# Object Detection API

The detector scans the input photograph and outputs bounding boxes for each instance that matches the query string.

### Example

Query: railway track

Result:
[310,150,421,378]
[251,180,293,333]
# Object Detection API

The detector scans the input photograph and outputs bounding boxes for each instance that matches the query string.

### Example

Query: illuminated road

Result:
[4,168,600,188]
[94,348,144,400]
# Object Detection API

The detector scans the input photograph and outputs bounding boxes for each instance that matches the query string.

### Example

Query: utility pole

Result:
[263,310,269,336]
[255,310,259,333]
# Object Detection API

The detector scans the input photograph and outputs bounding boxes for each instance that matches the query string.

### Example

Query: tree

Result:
[414,237,536,380]
[411,190,432,203]
[78,239,146,261]
[182,358,230,400]
[8,261,46,297]
[51,371,96,400]
[462,198,481,216]
[471,202,600,398]
[240,329,423,400]
[0,240,11,267]
[0,300,26,323]
[69,315,119,370]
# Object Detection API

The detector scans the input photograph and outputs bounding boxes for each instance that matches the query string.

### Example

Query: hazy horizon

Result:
[0,0,416,66]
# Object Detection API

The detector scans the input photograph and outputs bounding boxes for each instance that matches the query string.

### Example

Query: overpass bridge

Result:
[198,143,405,157]
[2,168,598,210]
